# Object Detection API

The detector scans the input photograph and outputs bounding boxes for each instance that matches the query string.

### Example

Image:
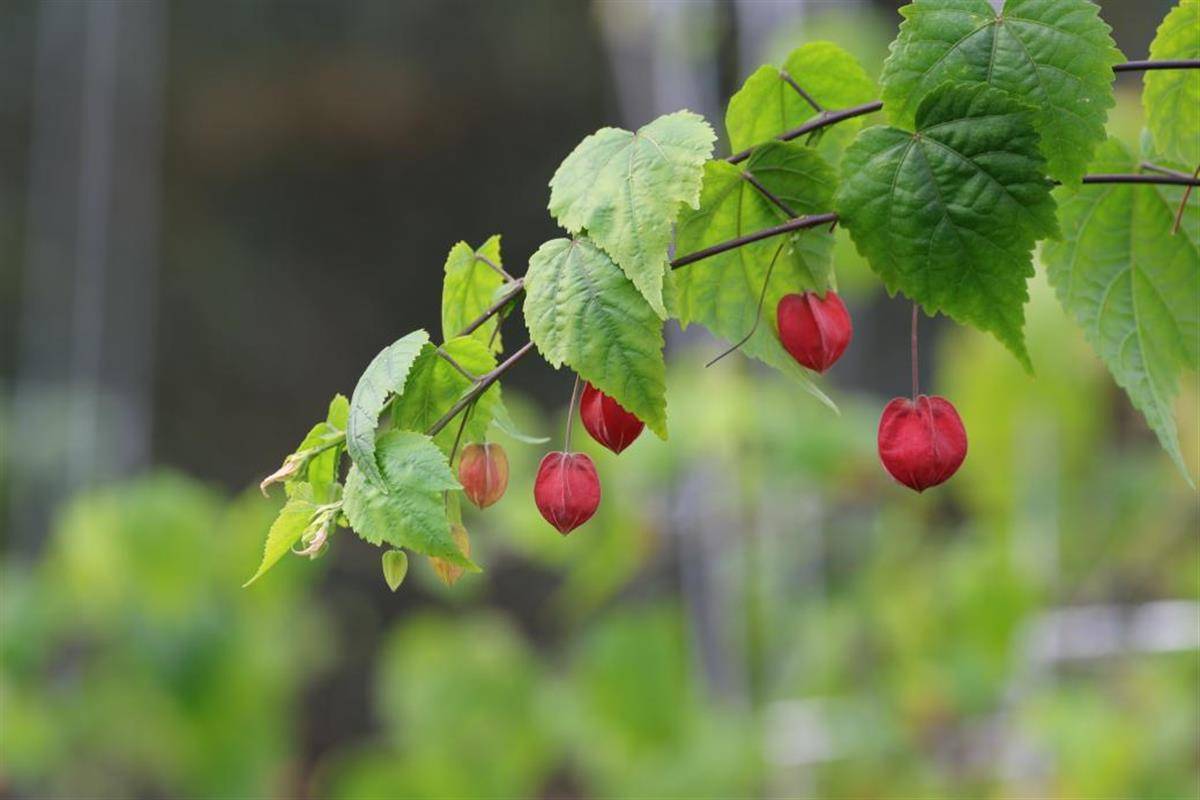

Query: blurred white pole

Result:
[10,1,164,551]
[733,0,804,76]
[68,0,119,489]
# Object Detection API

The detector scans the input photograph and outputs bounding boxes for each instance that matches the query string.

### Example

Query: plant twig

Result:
[1173,165,1199,235]
[563,375,581,452]
[669,213,839,269]
[911,303,919,401]
[1081,173,1200,186]
[436,347,478,381]
[1113,59,1200,72]
[705,240,787,368]
[426,341,535,437]
[742,171,800,218]
[779,69,823,113]
[448,399,476,465]
[727,101,883,164]
[459,278,525,338]
[1140,161,1194,180]
[475,252,514,281]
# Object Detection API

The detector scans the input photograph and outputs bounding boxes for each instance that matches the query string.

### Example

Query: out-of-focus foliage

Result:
[322,274,1195,799]
[0,476,332,798]
[3,284,1197,797]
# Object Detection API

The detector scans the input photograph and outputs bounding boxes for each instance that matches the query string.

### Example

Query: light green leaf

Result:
[668,143,838,409]
[441,235,507,349]
[548,111,716,317]
[244,485,317,586]
[879,0,1123,184]
[302,394,351,495]
[1145,0,1200,167]
[726,42,876,157]
[342,431,475,567]
[346,330,429,491]
[1042,137,1198,483]
[490,402,550,444]
[391,336,504,454]
[836,82,1058,369]
[382,550,409,591]
[523,237,668,438]
[327,393,349,430]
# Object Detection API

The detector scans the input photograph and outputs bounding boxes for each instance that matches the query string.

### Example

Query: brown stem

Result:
[459,278,525,338]
[727,101,883,164]
[911,303,919,401]
[1172,165,1199,235]
[669,213,839,269]
[426,341,535,437]
[779,69,823,113]
[705,240,787,368]
[475,252,513,281]
[1139,161,1194,180]
[742,170,800,218]
[436,346,477,381]
[1114,59,1200,72]
[1082,173,1200,187]
[563,375,581,452]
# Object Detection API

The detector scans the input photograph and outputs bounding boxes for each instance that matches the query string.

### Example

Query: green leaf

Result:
[327,393,350,430]
[291,393,351,499]
[668,143,838,409]
[391,336,504,454]
[726,42,876,157]
[381,550,409,592]
[836,81,1058,368]
[490,402,551,444]
[244,485,317,586]
[523,237,668,438]
[1042,137,1198,484]
[879,0,1123,184]
[346,330,429,491]
[441,235,507,350]
[1145,0,1200,167]
[342,431,476,567]
[548,111,716,318]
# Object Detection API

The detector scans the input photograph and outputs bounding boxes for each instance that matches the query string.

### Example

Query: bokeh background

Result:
[1,1,1198,798]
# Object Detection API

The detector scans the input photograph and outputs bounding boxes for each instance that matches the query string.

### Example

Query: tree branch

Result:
[669,213,839,269]
[742,170,800,218]
[727,101,884,164]
[1082,173,1200,186]
[425,57,1200,433]
[724,59,1198,165]
[458,278,525,338]
[779,69,823,113]
[1114,59,1200,72]
[426,341,536,437]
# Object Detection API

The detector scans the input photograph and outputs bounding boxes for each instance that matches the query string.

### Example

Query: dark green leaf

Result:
[548,111,716,317]
[879,0,1123,183]
[342,431,475,567]
[1042,137,1198,483]
[524,237,668,438]
[346,330,429,490]
[836,82,1058,368]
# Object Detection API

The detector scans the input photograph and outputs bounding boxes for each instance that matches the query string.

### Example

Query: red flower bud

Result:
[877,395,968,492]
[533,451,601,535]
[579,382,645,454]
[776,291,853,373]
[458,442,509,509]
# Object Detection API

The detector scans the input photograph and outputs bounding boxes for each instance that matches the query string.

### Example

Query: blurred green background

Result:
[1,1,1197,798]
